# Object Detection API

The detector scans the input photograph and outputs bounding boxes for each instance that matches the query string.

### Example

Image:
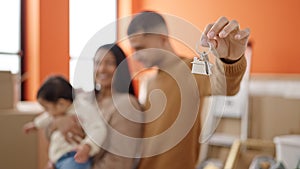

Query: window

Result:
[0,0,21,74]
[69,0,117,91]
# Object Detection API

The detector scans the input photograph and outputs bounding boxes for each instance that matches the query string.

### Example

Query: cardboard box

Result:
[274,135,300,169]
[249,96,300,140]
[0,101,47,169]
[0,71,14,109]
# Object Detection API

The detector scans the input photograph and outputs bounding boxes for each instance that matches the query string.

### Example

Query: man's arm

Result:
[213,55,247,95]
[197,16,249,96]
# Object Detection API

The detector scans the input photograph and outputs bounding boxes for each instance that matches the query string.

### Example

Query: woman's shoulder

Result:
[75,90,96,103]
[112,93,141,110]
[114,93,138,100]
[113,93,139,103]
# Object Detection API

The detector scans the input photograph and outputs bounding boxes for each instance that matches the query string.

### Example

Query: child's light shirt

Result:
[33,94,107,163]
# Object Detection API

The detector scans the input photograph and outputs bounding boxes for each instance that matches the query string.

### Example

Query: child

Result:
[23,75,106,169]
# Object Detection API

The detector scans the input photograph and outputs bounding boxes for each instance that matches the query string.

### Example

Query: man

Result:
[127,11,249,169]
[47,11,249,169]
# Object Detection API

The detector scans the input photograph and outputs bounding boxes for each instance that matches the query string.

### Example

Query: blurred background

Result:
[0,0,299,169]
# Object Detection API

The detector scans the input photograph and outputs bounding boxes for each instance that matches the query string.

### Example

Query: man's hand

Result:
[52,115,85,143]
[200,16,250,61]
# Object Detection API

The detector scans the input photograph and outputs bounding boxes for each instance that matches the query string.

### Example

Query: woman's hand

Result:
[74,144,91,163]
[43,161,55,169]
[51,115,85,143]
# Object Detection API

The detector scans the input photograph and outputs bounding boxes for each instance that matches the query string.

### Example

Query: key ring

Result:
[191,40,213,75]
[195,40,213,61]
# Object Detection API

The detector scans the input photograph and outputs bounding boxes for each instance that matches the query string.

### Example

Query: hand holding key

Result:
[200,16,250,61]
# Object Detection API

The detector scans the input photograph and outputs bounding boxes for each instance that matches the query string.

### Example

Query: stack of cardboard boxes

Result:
[0,71,14,109]
[0,71,45,169]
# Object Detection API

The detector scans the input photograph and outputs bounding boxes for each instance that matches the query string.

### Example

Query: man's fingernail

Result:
[219,31,226,38]
[201,39,208,46]
[235,34,241,39]
[208,31,215,38]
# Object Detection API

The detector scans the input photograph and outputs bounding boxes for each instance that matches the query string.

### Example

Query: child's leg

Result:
[55,151,92,169]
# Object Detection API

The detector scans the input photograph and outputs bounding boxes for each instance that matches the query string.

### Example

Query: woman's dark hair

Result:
[37,75,74,102]
[94,43,136,96]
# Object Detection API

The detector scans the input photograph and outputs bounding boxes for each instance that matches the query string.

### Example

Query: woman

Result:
[48,43,143,169]
[91,43,143,169]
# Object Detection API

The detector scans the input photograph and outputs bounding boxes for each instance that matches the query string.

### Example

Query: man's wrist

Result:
[221,57,241,64]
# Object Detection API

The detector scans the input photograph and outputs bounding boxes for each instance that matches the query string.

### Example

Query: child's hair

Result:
[37,75,74,103]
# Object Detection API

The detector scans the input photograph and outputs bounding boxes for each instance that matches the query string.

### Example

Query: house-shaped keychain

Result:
[191,51,212,75]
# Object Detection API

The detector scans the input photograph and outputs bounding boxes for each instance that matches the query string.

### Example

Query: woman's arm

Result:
[93,95,143,169]
[45,115,85,143]
[92,117,142,169]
